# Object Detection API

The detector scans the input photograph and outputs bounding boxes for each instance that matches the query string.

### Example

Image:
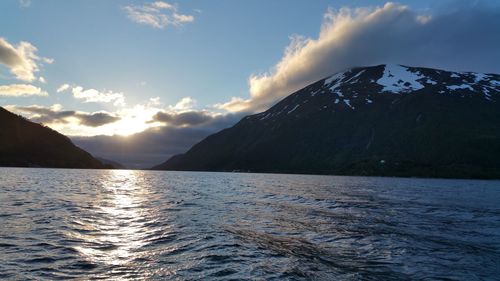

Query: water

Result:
[0,168,499,280]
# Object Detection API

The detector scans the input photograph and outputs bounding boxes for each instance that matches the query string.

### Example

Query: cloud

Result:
[0,37,52,82]
[149,96,160,105]
[170,96,196,111]
[0,84,48,97]
[56,83,70,93]
[217,2,500,113]
[151,1,173,9]
[123,1,194,29]
[6,96,214,137]
[42,57,54,64]
[6,104,120,127]
[77,112,121,127]
[151,110,222,127]
[72,86,126,106]
[7,104,77,124]
[58,84,126,106]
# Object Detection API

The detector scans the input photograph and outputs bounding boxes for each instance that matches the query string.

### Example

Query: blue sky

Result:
[1,0,443,112]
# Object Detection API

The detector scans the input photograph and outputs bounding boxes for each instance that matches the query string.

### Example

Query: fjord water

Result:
[1,168,499,280]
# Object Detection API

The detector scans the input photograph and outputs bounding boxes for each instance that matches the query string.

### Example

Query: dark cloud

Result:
[151,110,218,126]
[77,112,120,127]
[218,2,500,112]
[73,112,245,168]
[12,105,75,124]
[10,105,120,127]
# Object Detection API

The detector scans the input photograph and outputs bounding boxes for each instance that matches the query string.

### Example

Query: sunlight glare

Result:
[69,169,159,267]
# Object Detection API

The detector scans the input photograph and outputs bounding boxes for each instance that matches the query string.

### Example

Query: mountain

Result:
[153,64,500,179]
[96,157,126,169]
[0,107,107,169]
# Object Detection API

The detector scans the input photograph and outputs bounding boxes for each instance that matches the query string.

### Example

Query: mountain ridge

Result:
[0,107,108,169]
[153,64,500,179]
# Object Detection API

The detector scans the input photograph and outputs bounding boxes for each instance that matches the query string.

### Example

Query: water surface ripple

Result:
[1,168,499,280]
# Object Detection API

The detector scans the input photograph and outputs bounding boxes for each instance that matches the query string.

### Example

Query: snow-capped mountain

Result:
[154,64,500,179]
[252,64,499,120]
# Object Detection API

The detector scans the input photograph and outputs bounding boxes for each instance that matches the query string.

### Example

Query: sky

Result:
[1,0,500,167]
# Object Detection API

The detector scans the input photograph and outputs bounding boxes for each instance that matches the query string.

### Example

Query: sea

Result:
[0,168,499,280]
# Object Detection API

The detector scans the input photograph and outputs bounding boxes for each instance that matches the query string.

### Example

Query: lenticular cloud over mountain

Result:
[217,2,500,113]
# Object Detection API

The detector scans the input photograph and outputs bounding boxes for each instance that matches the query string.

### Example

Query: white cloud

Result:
[170,96,196,111]
[151,1,173,9]
[149,96,161,105]
[57,83,125,106]
[218,2,500,113]
[56,83,70,93]
[42,57,54,64]
[172,13,194,23]
[0,84,48,97]
[38,76,46,83]
[123,1,194,29]
[0,37,52,82]
[72,86,126,107]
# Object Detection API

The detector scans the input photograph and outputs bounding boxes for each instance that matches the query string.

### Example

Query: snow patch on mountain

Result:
[324,72,344,86]
[259,114,269,120]
[490,80,500,87]
[425,79,437,85]
[310,89,321,97]
[447,84,474,91]
[344,99,354,109]
[287,104,300,114]
[474,73,488,83]
[377,64,424,93]
[344,69,366,84]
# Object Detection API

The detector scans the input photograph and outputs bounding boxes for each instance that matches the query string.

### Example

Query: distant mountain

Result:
[154,64,500,179]
[0,107,107,169]
[96,157,126,169]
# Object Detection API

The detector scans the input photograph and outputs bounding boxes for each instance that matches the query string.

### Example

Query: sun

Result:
[105,105,163,136]
[111,117,150,136]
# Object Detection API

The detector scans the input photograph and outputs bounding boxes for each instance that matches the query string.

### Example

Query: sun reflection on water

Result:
[67,169,157,268]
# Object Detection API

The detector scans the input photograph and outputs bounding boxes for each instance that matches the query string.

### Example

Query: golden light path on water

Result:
[63,169,173,277]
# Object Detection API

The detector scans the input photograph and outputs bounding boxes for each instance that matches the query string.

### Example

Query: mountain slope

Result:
[154,64,500,179]
[96,157,126,169]
[0,107,107,169]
